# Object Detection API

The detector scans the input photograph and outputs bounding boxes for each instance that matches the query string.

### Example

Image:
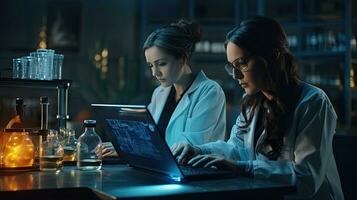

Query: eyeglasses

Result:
[224,56,250,76]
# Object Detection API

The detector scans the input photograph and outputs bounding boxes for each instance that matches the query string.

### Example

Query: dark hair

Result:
[143,19,202,62]
[226,16,300,160]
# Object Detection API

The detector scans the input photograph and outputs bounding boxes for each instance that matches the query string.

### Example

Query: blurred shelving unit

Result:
[139,0,356,128]
[0,78,71,129]
[249,0,356,127]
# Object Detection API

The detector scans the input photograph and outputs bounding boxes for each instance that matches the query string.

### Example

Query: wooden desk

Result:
[0,165,296,200]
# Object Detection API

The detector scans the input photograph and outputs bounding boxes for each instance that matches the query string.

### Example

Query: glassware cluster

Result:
[12,49,64,80]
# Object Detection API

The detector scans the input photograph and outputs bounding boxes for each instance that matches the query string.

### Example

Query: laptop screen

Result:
[91,104,183,179]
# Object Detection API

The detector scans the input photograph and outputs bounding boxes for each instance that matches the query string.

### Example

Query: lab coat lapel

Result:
[166,71,205,133]
[153,86,172,123]
[167,94,191,127]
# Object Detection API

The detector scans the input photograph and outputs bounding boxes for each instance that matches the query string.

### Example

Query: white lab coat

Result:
[148,70,226,147]
[198,82,344,200]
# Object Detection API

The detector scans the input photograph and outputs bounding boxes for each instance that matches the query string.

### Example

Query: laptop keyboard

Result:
[179,165,226,176]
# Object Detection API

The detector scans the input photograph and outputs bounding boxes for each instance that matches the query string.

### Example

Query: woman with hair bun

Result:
[144,19,226,147]
[102,19,226,156]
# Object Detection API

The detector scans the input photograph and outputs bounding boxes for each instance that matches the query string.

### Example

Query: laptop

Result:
[91,104,234,181]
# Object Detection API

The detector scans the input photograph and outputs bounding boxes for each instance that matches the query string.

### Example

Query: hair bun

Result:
[171,19,202,44]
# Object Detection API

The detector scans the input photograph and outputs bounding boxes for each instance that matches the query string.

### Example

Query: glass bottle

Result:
[40,96,49,130]
[7,98,24,128]
[63,129,77,162]
[39,96,49,140]
[16,98,24,121]
[77,120,102,170]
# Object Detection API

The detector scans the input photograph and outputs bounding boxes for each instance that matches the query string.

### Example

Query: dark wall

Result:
[0,0,141,131]
[0,0,45,53]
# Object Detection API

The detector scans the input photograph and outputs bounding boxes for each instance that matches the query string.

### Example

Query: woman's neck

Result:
[173,68,194,100]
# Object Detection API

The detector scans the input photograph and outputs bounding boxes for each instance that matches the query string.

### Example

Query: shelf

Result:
[0,78,71,89]
[275,17,357,28]
[193,50,349,61]
[296,50,345,57]
[300,19,346,27]
[192,53,226,62]
[193,49,353,61]
[0,78,71,128]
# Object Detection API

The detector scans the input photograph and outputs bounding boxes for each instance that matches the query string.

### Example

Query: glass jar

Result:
[77,120,102,170]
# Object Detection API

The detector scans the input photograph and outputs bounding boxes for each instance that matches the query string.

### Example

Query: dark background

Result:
[1,0,356,133]
[0,1,356,199]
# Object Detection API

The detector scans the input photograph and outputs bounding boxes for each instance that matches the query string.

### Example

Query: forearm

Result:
[196,141,242,160]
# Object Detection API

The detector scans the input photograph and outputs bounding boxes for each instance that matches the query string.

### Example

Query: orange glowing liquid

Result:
[63,147,76,161]
[3,132,34,168]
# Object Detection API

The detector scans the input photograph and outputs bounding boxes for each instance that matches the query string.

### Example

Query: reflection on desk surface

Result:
[0,165,296,200]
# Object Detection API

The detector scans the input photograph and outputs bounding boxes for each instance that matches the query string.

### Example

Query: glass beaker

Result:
[53,54,64,80]
[36,49,54,80]
[12,58,23,79]
[40,129,64,172]
[21,56,36,79]
[62,129,77,162]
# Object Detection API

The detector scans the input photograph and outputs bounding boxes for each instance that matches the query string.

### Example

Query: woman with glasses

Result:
[172,16,343,200]
[102,19,226,157]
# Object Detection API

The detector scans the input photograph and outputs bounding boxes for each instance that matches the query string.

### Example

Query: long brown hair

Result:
[226,16,300,160]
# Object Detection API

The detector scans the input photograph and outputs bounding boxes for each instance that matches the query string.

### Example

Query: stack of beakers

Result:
[12,49,64,80]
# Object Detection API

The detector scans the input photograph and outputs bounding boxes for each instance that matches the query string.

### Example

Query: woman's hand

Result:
[188,154,243,174]
[171,143,201,165]
[101,142,118,157]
